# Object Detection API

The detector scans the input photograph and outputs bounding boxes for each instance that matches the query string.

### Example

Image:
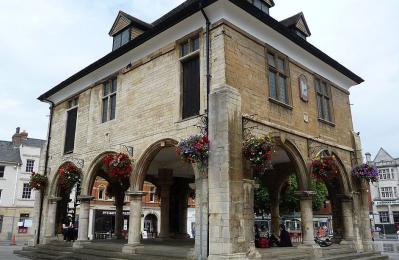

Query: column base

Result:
[42,236,58,244]
[73,240,91,249]
[122,243,144,254]
[362,240,374,252]
[208,253,248,260]
[298,243,322,258]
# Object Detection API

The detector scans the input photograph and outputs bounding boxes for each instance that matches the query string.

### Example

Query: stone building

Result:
[366,148,399,235]
[34,0,372,259]
[0,128,45,242]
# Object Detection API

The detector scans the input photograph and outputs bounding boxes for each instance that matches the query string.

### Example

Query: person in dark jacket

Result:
[269,224,293,247]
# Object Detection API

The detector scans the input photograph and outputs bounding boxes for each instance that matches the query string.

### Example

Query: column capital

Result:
[126,191,147,198]
[78,195,94,202]
[295,191,315,199]
[48,196,62,203]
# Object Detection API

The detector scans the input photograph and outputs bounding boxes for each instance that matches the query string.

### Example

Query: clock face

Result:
[299,75,308,102]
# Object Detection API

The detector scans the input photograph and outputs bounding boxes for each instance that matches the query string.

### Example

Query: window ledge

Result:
[318,118,336,127]
[176,114,202,124]
[268,98,293,110]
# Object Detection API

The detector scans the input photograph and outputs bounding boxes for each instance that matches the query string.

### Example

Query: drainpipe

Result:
[36,99,55,245]
[200,3,211,258]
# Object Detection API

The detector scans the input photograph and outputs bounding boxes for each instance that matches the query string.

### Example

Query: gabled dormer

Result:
[280,12,311,40]
[109,11,152,51]
[246,0,275,15]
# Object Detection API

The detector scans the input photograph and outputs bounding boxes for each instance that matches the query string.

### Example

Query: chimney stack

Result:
[12,127,28,146]
[365,152,372,162]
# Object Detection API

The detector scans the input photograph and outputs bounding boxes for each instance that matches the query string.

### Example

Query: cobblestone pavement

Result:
[0,245,26,260]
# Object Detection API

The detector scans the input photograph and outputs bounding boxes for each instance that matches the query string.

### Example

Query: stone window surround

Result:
[314,77,335,126]
[102,78,118,123]
[63,97,79,154]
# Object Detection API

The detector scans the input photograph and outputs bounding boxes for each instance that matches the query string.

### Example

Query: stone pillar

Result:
[359,183,373,251]
[176,182,189,238]
[195,170,208,260]
[73,195,93,248]
[270,190,280,236]
[122,191,146,254]
[43,196,62,244]
[339,195,355,247]
[208,85,247,259]
[158,169,173,238]
[296,191,317,246]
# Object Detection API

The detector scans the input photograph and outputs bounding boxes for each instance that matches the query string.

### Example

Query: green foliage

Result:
[254,175,329,214]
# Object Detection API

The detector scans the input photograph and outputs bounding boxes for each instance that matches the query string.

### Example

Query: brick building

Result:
[33,0,372,259]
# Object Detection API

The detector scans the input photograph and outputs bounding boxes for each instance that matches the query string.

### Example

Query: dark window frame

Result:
[22,183,31,199]
[25,159,34,172]
[112,27,131,51]
[379,211,390,223]
[315,78,334,124]
[102,78,117,123]
[179,34,201,120]
[64,97,79,154]
[0,166,4,178]
[266,48,291,106]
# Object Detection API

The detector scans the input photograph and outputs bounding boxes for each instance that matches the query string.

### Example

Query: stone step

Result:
[321,247,356,256]
[14,249,63,260]
[73,248,125,259]
[322,252,384,260]
[37,244,74,252]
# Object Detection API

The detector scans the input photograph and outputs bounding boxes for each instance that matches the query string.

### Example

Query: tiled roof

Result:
[0,141,21,164]
[22,138,46,148]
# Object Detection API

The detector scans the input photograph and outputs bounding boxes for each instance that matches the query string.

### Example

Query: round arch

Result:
[132,138,179,191]
[279,138,310,191]
[48,161,79,197]
[312,149,351,194]
[81,151,117,196]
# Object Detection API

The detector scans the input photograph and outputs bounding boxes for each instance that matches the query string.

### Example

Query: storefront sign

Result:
[375,200,399,206]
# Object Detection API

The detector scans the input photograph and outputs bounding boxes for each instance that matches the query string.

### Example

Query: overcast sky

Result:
[0,0,397,159]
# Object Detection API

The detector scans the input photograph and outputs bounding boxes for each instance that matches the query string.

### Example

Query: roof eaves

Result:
[229,0,363,84]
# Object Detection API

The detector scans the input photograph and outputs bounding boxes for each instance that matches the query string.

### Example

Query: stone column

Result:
[296,191,317,246]
[73,195,93,248]
[339,194,355,247]
[43,196,62,244]
[208,85,247,259]
[176,182,189,238]
[122,191,146,254]
[270,190,280,236]
[158,169,173,238]
[359,183,374,251]
[194,170,208,260]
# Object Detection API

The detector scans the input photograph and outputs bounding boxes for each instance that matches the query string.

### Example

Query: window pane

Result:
[277,58,285,72]
[102,98,108,123]
[268,70,277,99]
[110,94,116,120]
[278,76,287,103]
[261,3,269,14]
[267,53,275,67]
[113,34,121,50]
[315,79,322,93]
[323,97,331,121]
[103,82,110,96]
[192,37,199,52]
[316,95,323,118]
[0,166,5,178]
[254,0,262,9]
[182,57,200,119]
[111,79,117,93]
[64,108,77,154]
[121,28,130,45]
[181,41,189,57]
[321,82,328,96]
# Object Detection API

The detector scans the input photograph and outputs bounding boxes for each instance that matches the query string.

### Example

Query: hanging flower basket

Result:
[29,172,48,190]
[243,135,274,172]
[102,153,133,181]
[176,134,209,171]
[58,163,82,189]
[351,163,378,182]
[311,156,338,182]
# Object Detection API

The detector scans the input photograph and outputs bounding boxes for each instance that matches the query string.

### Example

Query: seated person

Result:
[269,224,293,247]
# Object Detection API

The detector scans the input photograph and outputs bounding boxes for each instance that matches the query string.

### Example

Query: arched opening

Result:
[52,162,82,242]
[143,214,158,238]
[133,138,196,249]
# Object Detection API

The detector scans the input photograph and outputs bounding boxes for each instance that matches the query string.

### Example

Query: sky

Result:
[0,0,397,159]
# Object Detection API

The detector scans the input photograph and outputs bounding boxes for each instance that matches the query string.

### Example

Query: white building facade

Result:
[367,148,399,234]
[0,128,45,241]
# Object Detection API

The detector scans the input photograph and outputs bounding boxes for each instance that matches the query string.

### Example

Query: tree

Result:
[254,175,328,214]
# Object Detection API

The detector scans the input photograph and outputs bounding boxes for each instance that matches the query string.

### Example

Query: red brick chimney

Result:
[12,127,28,146]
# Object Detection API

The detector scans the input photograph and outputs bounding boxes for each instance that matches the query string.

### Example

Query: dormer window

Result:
[113,27,130,51]
[247,0,274,14]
